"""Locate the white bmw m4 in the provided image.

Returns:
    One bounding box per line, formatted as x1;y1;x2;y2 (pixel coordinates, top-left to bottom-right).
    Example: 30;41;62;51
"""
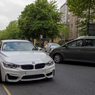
0;40;55;82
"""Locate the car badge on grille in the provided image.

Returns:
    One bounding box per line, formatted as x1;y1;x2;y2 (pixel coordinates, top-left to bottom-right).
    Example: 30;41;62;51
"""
32;61;35;64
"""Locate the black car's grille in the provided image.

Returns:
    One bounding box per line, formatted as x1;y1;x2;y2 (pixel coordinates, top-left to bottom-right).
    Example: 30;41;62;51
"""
21;63;45;70
22;74;45;79
21;65;33;70
35;63;45;69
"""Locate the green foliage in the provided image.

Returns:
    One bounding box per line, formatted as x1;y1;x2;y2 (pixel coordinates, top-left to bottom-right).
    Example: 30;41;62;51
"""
18;0;62;40
0;30;8;40
58;24;70;41
6;20;20;39
0;20;20;40
58;41;66;45
76;19;87;36
67;0;95;18
67;0;95;36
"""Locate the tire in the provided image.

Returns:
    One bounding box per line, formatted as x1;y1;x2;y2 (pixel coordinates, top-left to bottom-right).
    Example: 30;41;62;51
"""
53;54;63;63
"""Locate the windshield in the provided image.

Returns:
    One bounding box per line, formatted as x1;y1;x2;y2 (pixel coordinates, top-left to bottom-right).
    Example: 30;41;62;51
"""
51;43;60;46
2;42;37;51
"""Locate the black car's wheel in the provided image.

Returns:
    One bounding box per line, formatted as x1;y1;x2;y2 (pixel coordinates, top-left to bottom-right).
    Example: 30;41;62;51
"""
53;54;63;63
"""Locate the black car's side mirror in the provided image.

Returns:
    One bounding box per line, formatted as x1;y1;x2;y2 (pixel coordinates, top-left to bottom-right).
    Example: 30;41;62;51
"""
65;44;68;48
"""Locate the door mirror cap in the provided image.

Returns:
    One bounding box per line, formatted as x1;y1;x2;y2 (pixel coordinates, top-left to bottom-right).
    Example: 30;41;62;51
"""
65;44;68;48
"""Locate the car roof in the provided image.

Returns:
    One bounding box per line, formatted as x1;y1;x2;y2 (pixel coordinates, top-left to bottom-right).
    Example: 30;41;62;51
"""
1;40;29;43
62;36;95;46
76;36;95;40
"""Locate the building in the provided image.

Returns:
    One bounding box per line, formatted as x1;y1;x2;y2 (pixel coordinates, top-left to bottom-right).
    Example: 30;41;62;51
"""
60;2;78;40
60;2;67;24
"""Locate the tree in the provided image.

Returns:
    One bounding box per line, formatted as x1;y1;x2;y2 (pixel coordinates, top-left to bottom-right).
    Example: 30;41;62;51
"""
6;20;20;39
0;30;8;40
58;24;70;41
67;0;95;36
0;20;20;40
18;0;62;41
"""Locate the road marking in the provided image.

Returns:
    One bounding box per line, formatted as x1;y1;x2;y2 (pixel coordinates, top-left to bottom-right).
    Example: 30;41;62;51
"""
2;83;11;95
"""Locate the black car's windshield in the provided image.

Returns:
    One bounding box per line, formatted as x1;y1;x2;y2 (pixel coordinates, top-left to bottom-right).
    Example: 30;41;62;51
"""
2;42;37;51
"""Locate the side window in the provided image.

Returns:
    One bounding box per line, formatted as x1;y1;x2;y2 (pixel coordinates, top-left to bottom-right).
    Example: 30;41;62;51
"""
68;41;77;47
85;39;93;46
93;40;95;46
76;40;83;46
68;40;83;47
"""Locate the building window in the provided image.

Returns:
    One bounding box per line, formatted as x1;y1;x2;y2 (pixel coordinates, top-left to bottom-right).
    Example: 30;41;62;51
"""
68;11;70;15
71;16;73;20
68;18;70;22
70;32;73;36
71;24;73;28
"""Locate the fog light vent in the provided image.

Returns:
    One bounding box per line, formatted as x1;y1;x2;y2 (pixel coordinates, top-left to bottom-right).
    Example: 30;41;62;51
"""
7;74;18;80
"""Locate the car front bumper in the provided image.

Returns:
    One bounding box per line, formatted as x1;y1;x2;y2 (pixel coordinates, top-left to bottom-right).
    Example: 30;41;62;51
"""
1;63;55;82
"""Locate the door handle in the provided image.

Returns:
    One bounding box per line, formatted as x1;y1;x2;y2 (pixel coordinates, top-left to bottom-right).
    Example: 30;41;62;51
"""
78;49;80;51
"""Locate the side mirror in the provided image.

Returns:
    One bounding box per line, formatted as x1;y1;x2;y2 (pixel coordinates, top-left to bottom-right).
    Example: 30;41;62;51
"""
65;44;68;48
37;47;42;51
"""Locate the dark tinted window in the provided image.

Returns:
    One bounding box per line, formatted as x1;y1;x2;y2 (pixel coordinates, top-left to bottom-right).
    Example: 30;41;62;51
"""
85;39;95;46
93;40;95;46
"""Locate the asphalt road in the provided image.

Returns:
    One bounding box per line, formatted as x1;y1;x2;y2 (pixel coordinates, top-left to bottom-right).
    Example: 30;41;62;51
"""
1;62;95;95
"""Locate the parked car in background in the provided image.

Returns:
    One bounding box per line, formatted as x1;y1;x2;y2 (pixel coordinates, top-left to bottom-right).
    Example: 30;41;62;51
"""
0;40;55;82
50;36;95;63
44;43;60;53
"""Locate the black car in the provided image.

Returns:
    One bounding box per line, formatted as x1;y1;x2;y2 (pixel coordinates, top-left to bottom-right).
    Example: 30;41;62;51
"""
50;36;95;63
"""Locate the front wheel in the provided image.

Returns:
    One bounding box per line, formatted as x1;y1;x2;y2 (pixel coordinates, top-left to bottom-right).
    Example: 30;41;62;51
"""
53;54;63;63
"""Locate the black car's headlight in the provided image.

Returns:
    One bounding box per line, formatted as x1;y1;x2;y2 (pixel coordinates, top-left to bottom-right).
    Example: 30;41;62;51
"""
3;62;20;69
47;60;54;66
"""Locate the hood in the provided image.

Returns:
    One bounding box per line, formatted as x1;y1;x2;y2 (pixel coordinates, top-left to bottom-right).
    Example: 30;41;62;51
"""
1;51;51;64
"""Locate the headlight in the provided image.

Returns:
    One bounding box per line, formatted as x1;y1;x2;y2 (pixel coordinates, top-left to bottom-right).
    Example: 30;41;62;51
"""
3;62;19;69
47;60;54;66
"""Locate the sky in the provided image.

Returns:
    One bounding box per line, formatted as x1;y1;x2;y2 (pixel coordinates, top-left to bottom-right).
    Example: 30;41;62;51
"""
0;0;66;30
